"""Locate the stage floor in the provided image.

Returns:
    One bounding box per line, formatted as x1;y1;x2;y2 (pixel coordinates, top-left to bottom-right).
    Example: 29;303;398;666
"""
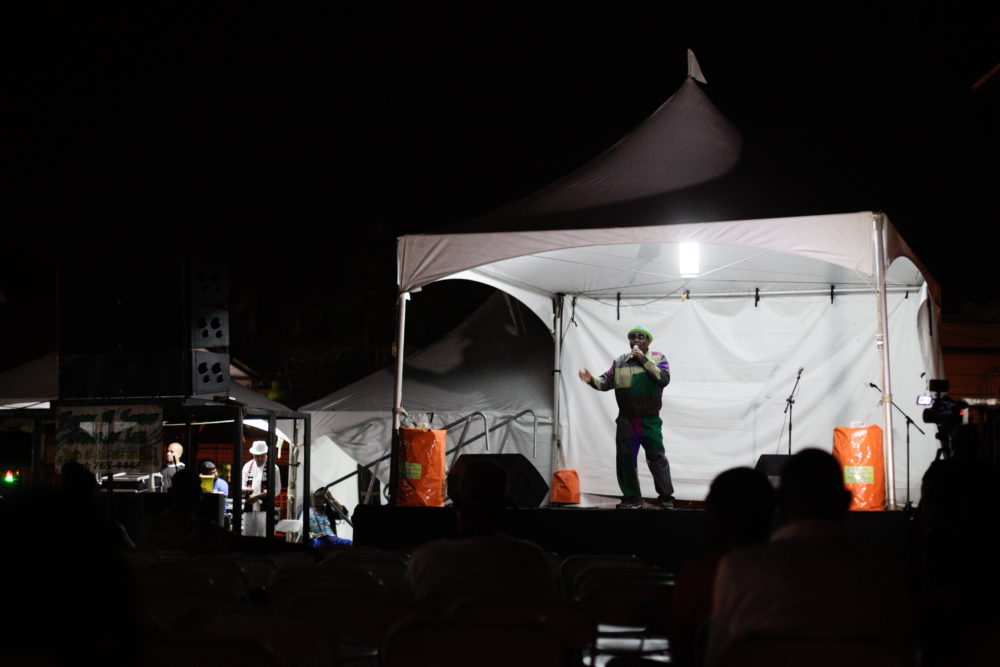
352;503;914;572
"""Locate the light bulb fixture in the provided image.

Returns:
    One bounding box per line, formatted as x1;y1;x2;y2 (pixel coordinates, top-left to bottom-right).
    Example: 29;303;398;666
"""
679;242;700;277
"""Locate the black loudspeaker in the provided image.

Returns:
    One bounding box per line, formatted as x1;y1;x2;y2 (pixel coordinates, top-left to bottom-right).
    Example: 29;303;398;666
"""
755;454;792;488
449;453;550;509
190;264;230;348
58;259;230;398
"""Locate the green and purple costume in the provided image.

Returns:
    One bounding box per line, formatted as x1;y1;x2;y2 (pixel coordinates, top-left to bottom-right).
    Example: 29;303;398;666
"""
588;349;673;502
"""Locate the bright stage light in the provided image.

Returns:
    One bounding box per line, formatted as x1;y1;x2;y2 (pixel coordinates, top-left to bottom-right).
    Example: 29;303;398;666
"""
679;242;700;277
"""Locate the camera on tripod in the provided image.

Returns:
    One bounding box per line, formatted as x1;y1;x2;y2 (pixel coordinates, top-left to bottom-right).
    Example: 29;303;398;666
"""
918;379;967;453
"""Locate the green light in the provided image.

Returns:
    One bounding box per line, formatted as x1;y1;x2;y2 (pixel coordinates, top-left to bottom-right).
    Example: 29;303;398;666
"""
3;470;20;484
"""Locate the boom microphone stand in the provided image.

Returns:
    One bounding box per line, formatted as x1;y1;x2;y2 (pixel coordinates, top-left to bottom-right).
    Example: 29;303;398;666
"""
869;382;924;512
784;367;804;455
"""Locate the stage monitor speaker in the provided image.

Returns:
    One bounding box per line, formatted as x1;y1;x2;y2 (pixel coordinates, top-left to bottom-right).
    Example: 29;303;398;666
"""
449;453;549;509
755;454;792;488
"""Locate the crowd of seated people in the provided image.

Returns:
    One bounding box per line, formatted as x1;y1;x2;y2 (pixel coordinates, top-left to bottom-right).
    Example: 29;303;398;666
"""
2;439;997;666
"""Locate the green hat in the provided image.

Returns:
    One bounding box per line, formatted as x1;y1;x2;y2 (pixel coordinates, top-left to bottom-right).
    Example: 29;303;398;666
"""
627;325;653;342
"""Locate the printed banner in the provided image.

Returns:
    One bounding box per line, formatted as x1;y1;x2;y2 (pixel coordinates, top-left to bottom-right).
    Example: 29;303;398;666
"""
54;405;163;475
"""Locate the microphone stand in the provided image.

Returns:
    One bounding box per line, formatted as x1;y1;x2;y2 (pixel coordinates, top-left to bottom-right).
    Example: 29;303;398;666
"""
784;368;803;455
869;382;924;512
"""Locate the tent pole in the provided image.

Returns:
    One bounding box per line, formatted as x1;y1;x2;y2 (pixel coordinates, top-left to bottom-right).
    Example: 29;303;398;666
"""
873;214;897;509
552;294;565;472
389;291;409;506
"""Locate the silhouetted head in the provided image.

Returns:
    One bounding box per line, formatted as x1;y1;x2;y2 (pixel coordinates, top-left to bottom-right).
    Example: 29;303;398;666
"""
448;458;509;535
60;460;98;499
449;458;509;511
167;467;203;515
706;466;776;547
778;448;850;523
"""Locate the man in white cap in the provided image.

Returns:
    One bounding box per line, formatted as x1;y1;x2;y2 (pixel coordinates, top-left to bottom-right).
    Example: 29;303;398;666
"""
241;440;281;537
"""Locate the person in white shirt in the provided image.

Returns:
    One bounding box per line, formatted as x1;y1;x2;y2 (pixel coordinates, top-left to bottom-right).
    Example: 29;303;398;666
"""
240;440;281;537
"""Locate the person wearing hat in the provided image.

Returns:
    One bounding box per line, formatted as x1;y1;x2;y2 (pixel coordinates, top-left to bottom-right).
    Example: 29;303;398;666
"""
240;440;281;537
579;324;675;509
198;459;229;496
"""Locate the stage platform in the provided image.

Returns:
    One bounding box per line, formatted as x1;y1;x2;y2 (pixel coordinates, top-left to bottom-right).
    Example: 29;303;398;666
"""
351;502;916;572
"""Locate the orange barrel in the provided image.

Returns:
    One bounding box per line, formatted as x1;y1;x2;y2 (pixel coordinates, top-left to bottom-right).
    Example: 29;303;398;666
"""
550;469;581;504
833;425;886;511
396;428;447;507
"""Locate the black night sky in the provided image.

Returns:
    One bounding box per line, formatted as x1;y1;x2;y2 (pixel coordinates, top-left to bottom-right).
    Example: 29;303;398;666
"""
1;5;997;406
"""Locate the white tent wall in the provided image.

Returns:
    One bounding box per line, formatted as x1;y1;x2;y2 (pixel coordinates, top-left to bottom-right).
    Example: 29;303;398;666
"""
557;284;939;505
303;291;556;507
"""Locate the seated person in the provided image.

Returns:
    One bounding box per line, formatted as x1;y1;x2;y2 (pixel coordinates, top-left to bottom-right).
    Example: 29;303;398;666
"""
404;457;559;602
303;488;352;547
706;448;913;666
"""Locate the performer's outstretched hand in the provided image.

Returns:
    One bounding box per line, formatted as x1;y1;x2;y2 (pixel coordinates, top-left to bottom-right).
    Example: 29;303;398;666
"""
579;369;592;384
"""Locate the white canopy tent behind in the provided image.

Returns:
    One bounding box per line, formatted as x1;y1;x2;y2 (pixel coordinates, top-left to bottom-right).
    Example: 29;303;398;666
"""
302;290;555;519
394;54;944;506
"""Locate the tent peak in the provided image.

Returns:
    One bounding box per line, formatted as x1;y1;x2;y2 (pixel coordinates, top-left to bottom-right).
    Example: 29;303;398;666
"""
687;49;707;85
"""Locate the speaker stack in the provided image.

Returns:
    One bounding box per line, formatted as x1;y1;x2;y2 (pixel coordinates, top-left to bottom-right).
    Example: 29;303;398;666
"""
755;454;792;488
448;453;550;509
57;259;231;399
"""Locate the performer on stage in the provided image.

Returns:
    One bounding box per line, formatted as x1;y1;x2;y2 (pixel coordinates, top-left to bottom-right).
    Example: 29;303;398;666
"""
241;440;281;537
579;324;674;509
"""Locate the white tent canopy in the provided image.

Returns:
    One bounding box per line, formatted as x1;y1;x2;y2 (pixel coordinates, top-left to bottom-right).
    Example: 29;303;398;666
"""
302;291;555;514
394;58;944;506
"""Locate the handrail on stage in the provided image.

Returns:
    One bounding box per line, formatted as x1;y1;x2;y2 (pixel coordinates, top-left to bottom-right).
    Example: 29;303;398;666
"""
320;409;542;505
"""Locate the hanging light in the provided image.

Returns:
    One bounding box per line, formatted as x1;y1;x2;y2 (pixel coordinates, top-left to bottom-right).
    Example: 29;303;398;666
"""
679;242;700;277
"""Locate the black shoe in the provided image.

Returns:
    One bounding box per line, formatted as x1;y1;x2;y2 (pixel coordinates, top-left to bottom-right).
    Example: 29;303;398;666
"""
616;498;642;509
659;496;675;510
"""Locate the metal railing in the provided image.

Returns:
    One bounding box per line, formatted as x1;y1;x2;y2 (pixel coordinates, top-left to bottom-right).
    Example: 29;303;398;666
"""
319;409;543;505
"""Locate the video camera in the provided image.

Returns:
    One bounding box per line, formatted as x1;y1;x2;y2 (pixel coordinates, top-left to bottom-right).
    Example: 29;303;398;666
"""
918;379;968;455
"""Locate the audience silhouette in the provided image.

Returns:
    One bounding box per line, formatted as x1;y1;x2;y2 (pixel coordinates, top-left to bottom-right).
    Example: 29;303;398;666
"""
404;456;560;602
913;427;1000;666
705;448;914;666
0;462;139;665
669;466;775;667
61;459;136;548
136;466;238;554
5;434;999;666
